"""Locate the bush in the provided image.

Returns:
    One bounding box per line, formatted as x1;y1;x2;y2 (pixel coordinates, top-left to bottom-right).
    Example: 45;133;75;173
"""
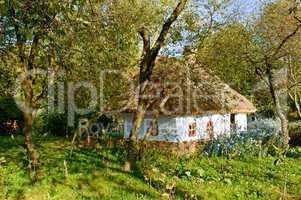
203;119;283;158
34;111;72;137
0;97;23;135
0;98;22;122
247;118;281;138
289;122;301;147
46;112;69;136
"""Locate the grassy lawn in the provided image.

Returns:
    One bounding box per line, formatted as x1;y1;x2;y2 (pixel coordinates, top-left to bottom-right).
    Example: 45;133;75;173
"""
0;135;300;200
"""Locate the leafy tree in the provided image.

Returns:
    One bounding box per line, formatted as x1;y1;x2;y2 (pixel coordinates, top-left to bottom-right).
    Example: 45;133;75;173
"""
0;0;82;176
195;0;301;146
64;0;166;108
0;0;171;176
249;0;301;146
196;23;256;95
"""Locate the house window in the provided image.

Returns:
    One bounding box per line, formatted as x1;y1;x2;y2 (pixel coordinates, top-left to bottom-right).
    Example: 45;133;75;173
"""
230;114;236;131
188;122;197;137
250;114;256;121
150;120;159;136
230;114;235;124
206;120;214;139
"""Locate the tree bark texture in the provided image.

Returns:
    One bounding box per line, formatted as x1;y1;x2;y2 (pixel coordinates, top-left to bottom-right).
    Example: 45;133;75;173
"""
267;66;289;146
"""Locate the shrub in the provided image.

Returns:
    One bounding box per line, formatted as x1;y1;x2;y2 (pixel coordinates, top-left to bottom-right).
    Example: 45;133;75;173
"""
289;122;301;147
46;112;69;136
203;119;283;158
0;97;23;135
247;118;281;138
34;111;73;137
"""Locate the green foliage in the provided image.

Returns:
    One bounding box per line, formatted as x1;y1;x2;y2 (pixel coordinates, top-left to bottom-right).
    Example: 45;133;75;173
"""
44;112;68;136
196;23;256;95
203;132;282;158
0;60;17;97
0;97;22;123
33;111;79;137
289;123;301;146
194;1;301;119
287;147;301;158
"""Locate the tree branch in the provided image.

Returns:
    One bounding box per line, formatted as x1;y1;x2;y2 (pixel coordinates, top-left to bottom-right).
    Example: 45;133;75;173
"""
288;81;301;90
33;80;48;104
151;0;188;57
140;0;188;81
271;23;301;59
138;27;150;56
27;34;40;70
8;3;26;63
294;15;301;23
88;0;96;16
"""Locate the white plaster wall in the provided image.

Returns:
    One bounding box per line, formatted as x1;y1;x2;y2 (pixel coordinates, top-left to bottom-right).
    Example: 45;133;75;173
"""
176;117;199;141
123;114;153;140
123;114;179;141
176;114;231;141
235;113;248;132
123;113;234;142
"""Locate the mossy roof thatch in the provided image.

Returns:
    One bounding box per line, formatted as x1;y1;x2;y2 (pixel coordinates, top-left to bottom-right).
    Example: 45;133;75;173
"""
106;56;256;116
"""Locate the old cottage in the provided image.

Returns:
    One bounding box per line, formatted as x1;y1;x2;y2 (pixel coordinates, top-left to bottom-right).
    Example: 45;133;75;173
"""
110;57;256;143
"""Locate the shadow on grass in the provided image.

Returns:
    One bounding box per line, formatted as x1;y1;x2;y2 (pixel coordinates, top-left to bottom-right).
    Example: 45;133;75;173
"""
0;135;162;199
0;135;24;151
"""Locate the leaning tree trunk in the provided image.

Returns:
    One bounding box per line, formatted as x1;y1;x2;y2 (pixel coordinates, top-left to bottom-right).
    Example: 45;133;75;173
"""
124;86;148;171
288;92;301;119
124;0;188;172
274;94;289;146
296;94;301;119
23;112;39;174
293;93;301;119
22;75;39;176
267;68;289;146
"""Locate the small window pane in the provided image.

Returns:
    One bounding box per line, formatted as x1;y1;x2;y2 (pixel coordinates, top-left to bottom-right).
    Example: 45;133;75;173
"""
230;114;235;124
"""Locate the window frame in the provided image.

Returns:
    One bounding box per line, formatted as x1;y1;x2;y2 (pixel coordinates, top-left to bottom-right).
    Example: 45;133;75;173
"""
188;121;197;137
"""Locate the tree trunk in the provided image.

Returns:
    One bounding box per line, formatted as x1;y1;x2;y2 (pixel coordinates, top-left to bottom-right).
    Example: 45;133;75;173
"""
124;98;147;172
124;0;188;172
294;93;301;119
124;139;139;172
274;96;289;146
23;112;39;173
129;102;147;141
267;68;289;146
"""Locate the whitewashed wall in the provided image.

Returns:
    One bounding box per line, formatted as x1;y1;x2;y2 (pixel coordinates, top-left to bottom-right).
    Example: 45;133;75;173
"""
123;114;179;141
123;113;247;142
175;114;231;141
235;113;248;132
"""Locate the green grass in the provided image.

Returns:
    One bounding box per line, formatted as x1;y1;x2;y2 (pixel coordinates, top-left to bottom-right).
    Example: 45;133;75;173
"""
140;151;301;200
0;135;300;200
0;136;159;200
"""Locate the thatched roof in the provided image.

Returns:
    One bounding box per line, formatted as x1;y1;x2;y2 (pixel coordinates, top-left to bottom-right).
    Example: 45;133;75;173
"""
106;57;256;116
